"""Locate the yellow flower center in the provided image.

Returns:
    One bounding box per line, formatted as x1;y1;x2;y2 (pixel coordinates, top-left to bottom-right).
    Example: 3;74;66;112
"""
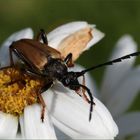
0;67;42;116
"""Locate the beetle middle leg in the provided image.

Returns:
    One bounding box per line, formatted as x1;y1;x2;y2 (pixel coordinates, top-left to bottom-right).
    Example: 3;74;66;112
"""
36;29;48;44
37;82;53;122
37;92;46;122
64;53;74;67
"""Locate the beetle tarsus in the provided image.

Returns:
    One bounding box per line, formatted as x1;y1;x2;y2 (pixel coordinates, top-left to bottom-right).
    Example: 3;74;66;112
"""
41;106;45;123
89;101;95;122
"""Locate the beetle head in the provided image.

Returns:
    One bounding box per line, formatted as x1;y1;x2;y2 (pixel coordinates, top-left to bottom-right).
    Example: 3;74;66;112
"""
60;71;80;90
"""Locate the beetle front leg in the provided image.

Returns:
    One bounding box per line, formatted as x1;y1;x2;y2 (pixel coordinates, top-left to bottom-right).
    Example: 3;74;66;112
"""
75;75;90;103
36;29;48;45
81;75;90;103
64;53;74;67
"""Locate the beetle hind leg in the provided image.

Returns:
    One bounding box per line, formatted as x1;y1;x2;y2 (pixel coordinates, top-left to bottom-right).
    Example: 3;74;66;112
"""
36;29;48;45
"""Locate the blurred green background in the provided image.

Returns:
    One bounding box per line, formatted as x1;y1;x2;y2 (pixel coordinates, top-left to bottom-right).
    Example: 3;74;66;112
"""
0;0;140;111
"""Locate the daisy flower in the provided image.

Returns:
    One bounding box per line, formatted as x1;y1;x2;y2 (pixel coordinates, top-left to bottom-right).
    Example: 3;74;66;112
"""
0;21;118;139
96;35;140;140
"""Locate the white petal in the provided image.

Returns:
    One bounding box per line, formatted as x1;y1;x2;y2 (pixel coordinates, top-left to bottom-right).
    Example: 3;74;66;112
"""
19;115;25;138
54;126;72;140
16;133;23;139
54;95;119;139
0;111;18;139
47;21;104;49
47;21;90;48
52;117;83;139
86;26;105;49
0;28;33;67
42;85;118;139
116;112;140;139
106;66;140;117
101;35;137;103
52;116;103;140
20;104;57;139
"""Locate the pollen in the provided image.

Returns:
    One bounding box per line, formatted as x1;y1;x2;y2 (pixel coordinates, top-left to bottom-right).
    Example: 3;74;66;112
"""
0;67;42;116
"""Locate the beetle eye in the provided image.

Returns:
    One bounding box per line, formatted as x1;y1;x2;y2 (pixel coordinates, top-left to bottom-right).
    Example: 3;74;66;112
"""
65;78;70;85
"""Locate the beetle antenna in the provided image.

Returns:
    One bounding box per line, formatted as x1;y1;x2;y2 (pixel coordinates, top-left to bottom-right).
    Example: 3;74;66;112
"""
76;51;140;77
77;84;95;121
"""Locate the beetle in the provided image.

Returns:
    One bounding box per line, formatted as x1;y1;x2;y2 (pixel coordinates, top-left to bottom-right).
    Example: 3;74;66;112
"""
6;29;140;122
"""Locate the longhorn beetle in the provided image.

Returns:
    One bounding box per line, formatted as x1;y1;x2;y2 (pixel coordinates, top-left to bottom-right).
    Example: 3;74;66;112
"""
3;29;140;122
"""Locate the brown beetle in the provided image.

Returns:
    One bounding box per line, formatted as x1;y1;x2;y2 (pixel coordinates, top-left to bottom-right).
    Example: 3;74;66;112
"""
1;29;140;122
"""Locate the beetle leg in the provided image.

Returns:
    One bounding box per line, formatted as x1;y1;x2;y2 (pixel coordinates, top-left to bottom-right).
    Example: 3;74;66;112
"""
40;82;53;93
75;89;82;97
36;29;48;45
64;53;74;67
75;75;90;103
72;84;95;121
22;67;44;79
82;75;90;103
75;76;90;103
37;92;46;122
37;82;53;122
